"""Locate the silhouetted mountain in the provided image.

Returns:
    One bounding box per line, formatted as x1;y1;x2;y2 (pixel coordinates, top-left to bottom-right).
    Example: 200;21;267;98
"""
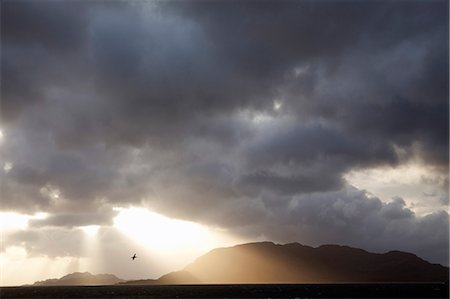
117;279;158;285
182;242;449;283
119;271;200;285
157;270;201;284
33;272;124;286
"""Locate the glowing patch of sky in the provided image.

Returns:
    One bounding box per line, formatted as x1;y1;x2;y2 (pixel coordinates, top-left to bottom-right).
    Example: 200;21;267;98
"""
0;246;89;286
344;163;448;215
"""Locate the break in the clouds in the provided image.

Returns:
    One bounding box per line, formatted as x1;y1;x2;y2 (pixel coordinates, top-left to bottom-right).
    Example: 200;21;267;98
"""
1;0;448;272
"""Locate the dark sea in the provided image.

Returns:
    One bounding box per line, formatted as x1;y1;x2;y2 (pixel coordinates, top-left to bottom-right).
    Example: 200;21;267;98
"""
1;283;448;299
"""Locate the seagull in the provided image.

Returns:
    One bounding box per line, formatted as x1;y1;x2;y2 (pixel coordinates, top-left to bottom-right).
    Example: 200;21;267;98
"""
131;253;137;261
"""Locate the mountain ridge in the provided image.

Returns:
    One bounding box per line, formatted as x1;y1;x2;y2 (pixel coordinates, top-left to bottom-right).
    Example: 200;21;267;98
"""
32;272;124;286
181;242;448;283
32;242;449;285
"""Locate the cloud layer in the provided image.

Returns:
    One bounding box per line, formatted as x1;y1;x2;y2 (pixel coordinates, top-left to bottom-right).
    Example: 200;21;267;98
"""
1;0;448;265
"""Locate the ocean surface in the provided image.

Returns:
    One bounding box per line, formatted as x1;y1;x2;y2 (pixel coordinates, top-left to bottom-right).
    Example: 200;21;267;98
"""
1;283;448;299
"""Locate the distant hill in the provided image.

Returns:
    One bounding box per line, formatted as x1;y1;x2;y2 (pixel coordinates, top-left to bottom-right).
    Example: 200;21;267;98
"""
157;270;201;284
33;272;124;286
119;271;200;285
180;242;448;283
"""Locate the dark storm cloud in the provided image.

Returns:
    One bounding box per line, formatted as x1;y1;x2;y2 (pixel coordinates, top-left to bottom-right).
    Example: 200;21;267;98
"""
2;0;447;150
1;0;90;120
1;122;152;212
238;170;343;196
1;0;448;264
244;122;398;172
1;1;91;49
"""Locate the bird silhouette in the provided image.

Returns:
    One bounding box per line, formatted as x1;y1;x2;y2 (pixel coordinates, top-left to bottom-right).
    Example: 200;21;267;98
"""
131;253;137;260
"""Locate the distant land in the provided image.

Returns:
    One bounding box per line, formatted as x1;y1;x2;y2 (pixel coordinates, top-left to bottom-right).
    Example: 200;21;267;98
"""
33;272;124;286
180;242;449;283
33;242;449;286
120;270;200;285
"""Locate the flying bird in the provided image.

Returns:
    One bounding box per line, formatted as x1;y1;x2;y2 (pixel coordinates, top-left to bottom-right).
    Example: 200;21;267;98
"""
131;253;137;260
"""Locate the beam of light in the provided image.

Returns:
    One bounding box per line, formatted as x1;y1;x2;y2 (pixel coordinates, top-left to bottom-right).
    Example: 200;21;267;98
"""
0;212;29;231
80;226;102;277
112;206;246;273
80;225;100;236
113;207;209;253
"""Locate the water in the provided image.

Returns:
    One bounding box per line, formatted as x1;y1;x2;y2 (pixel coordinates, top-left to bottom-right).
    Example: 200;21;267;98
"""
1;283;448;298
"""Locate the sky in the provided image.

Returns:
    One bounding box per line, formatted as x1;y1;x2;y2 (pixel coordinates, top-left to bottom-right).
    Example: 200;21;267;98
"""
0;0;449;286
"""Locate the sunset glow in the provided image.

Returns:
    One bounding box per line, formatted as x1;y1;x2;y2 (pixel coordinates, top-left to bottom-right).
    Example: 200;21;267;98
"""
0;212;49;232
80;225;100;236
0;212;28;231
113;207;210;253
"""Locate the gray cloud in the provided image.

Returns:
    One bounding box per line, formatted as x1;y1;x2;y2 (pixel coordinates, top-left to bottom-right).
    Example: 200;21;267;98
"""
5;186;448;266
1;0;448;266
29;208;118;228
6;228;86;258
